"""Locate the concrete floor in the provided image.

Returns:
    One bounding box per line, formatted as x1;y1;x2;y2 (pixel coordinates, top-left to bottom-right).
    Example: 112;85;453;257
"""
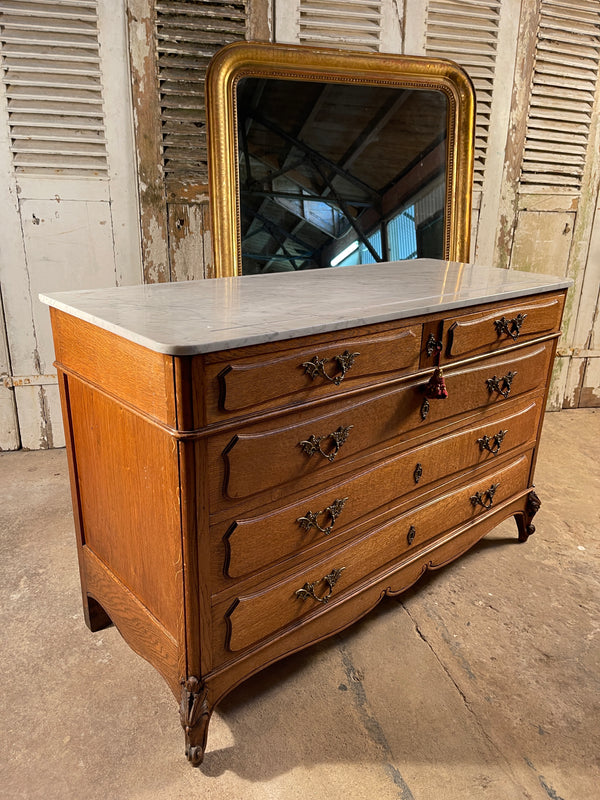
1;409;599;800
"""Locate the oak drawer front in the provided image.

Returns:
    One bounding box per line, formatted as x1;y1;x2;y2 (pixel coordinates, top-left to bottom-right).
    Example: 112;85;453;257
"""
424;292;564;365
203;324;421;421
211;341;552;507
216;397;542;582
220;452;533;653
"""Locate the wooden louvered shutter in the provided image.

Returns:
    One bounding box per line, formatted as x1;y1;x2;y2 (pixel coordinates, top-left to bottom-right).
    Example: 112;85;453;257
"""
128;0;248;283
494;0;600;409
425;0;502;190
424;0;522;263
157;0;246;188
296;0;383;52
0;0;108;177
520;0;600;193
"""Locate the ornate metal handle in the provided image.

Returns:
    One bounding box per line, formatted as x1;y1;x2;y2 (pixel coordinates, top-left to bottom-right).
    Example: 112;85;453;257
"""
413;462;423;484
470;482;500;510
302;350;359;386
295;567;346;604
494;313;527;340
299;425;353;462
297;497;348;536
486;371;517;399
477;429;508;455
407;525;416;545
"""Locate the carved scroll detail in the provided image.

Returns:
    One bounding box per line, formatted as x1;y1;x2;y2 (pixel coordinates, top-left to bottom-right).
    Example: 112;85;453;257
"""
179;676;210;766
517;489;541;542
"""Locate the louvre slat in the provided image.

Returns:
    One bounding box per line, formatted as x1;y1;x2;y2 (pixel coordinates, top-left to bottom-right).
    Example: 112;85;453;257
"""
533;69;597;92
0;0;96;7
298;31;379;44
541;17;600;38
157;27;245;43
0;17;97;35
526;118;590;135
529;94;593;114
524;140;585;159
1;59;100;75
300;18;380;32
525;127;588;144
3;72;103;91
538;29;600;53
299;6;381;20
0;3;96;20
536;39;599;64
428;1;500;18
0;29;98;47
12;127;105;142
528;107;591;128
543;0;600;20
298;0;382;7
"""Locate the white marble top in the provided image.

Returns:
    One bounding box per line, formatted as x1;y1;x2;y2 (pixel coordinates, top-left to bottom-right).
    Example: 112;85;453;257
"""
40;259;571;356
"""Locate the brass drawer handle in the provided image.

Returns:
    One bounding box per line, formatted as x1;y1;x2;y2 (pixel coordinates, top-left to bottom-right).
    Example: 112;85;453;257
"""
297;497;348;536
470;482;500;510
486;371;517;399
413;462;423;484
299;425;353;462
295;567;346;604
302;350;359;386
477;429;508;456
407;525;416;545
494;313;527;341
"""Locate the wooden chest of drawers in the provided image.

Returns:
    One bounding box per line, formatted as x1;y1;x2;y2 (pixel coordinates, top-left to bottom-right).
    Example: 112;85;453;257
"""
41;260;570;765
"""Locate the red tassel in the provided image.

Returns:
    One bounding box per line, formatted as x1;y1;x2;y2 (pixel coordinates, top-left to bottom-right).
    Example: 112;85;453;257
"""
424;367;448;400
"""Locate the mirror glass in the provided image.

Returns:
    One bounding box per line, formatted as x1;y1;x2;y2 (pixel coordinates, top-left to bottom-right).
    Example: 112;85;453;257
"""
236;77;448;274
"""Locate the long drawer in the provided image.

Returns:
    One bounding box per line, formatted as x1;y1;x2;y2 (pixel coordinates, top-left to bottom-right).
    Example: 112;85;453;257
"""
213;396;542;584
210;340;552;510
218;451;533;654
201;321;421;422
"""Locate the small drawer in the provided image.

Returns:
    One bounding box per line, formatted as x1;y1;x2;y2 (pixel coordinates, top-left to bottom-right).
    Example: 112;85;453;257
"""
213;395;542;583
219;452;533;653
209;340;553;510
421;292;565;366
201;322;421;422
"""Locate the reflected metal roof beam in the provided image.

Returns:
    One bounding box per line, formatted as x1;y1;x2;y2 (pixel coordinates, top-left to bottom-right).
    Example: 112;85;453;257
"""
241;189;371;208
249;111;381;201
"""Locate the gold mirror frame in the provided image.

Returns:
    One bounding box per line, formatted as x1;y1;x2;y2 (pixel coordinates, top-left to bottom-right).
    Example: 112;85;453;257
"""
206;41;475;278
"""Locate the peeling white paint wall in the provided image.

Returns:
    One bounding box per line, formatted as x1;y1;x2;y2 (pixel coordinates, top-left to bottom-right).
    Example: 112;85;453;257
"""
0;1;142;449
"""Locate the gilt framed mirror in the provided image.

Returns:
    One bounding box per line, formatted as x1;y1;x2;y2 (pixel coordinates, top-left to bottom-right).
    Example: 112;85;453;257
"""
206;42;475;277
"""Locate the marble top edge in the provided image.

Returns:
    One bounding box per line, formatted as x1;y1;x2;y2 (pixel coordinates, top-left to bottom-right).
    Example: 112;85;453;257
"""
39;260;572;356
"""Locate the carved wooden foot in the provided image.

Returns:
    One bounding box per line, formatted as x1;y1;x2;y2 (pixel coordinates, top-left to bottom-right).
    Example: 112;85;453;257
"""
516;489;541;542
83;595;112;632
180;676;212;766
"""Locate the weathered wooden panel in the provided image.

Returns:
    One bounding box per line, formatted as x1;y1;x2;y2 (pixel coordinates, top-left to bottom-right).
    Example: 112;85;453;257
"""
579;358;600;407
127;0;170;283
168;201;210;281
12;382;65;450
20;198;118;369
0;289;20;450
510;210;575;277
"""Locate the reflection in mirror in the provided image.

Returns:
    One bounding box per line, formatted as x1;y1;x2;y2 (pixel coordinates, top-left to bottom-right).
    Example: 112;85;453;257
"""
237;78;448;274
